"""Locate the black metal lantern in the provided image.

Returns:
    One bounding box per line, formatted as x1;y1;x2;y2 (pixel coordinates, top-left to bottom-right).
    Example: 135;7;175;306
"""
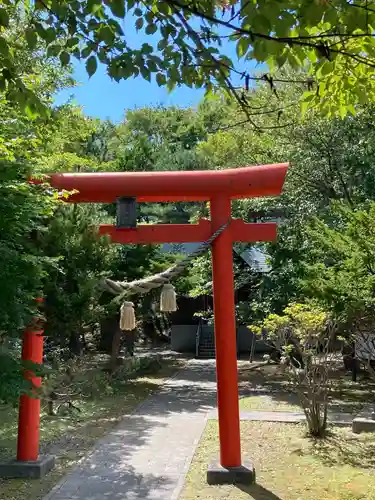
116;197;137;228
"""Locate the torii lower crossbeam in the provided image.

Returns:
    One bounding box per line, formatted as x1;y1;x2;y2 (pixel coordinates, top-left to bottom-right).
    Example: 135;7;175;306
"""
99;202;278;473
98;218;277;244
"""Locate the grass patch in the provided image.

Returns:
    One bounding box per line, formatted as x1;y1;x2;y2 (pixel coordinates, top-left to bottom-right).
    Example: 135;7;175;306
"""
180;421;375;500
0;353;185;500
237;359;375;417
239;394;301;412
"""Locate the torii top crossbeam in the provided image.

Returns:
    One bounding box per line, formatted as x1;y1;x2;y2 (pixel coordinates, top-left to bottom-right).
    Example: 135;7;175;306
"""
44;163;288;203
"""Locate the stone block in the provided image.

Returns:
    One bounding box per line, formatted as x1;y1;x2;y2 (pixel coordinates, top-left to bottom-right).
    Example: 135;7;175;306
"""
352;416;375;434
0;455;55;478
207;460;255;485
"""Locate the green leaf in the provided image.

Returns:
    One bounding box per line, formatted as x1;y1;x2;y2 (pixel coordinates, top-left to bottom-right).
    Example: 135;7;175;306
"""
98;48;108;63
97;26;115;44
108;19;124;35
275;53;288;68
44;27;57;43
25;28;38;49
302;91;316;103
158;3;171;15
140;65;151;81
24;103;38;120
167;79;176;92
253;14;271;33
81;45;92;58
60;51;70;66
156;73;166;86
86;0;102;14
168;65;179;83
357;88;368;105
339;104;348;119
301;99;311;118
135;17;144;30
47;44;61;57
145;23;157;35
145;11;154;23
323;7;338;26
319;61;335;77
66;37;80;48
236;37;251;58
86;55;98;77
141;43;153;54
109;0;125;18
157;39;168;51
0;7;9;27
0;36;10;57
251;41;269;62
147;60;157;72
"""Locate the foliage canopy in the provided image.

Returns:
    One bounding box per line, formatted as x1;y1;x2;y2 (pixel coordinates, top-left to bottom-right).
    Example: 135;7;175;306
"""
1;1;375;120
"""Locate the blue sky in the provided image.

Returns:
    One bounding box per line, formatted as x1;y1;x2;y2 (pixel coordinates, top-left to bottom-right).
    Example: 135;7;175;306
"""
54;16;255;122
54;60;207;122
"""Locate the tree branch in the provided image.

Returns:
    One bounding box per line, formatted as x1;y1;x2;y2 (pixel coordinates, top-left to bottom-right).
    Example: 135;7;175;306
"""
166;0;375;69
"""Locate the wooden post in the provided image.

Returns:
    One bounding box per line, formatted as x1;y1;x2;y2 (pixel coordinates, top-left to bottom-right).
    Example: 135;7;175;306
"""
116;197;137;228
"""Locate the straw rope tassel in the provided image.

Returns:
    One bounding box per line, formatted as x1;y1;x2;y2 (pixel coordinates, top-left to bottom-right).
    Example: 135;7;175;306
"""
120;301;136;331
160;283;177;312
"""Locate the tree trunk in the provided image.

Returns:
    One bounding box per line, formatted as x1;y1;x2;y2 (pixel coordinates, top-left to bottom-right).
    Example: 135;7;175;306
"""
98;315;118;353
68;330;82;356
124;331;135;357
107;327;122;373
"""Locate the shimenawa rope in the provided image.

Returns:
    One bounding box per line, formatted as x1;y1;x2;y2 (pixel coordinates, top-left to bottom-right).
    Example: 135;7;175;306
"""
101;219;231;330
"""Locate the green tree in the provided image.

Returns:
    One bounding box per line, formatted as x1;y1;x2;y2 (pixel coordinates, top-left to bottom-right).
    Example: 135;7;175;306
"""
35;104;103;172
0;162;59;402
86;120;117;163
40;204;116;355
262;105;375;316
0;8;79;401
302;203;375;327
112;106;210;172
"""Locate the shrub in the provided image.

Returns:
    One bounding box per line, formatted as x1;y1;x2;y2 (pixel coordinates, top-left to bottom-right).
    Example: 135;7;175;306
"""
250;303;334;437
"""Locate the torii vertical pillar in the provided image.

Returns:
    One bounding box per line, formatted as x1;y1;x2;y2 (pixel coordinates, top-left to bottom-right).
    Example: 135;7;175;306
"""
207;196;254;484
210;195;241;466
0;298;55;479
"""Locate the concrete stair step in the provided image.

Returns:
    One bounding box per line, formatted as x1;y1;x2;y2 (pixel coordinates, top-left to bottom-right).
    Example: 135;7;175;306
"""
197;328;216;358
198;350;216;357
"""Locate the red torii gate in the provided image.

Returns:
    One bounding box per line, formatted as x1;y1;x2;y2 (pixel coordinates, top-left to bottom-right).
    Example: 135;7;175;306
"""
9;163;287;482
48;163;288;482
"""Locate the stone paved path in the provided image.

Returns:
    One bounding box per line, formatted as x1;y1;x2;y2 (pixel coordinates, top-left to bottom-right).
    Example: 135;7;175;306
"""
44;359;217;500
